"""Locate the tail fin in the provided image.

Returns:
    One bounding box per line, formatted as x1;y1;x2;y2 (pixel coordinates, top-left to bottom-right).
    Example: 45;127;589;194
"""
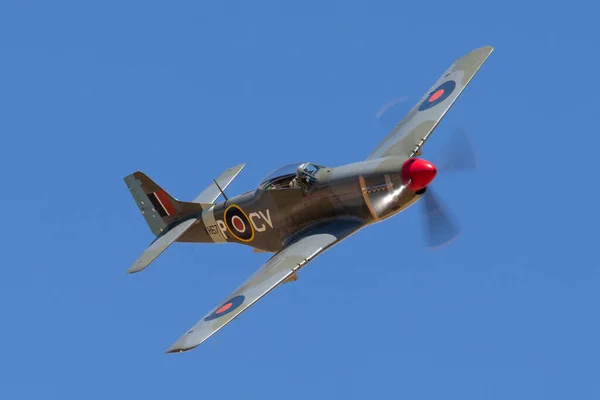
124;172;205;236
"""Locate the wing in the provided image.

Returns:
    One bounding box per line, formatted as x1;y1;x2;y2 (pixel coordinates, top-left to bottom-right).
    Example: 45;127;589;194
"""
367;46;493;160
165;217;365;353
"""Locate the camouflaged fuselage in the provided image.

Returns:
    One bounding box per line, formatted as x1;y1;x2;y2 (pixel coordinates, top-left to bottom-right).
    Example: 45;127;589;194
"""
178;157;424;252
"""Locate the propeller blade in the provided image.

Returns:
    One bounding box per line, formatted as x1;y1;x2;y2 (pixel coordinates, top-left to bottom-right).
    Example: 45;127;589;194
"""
422;188;461;249
435;128;478;173
375;96;409;131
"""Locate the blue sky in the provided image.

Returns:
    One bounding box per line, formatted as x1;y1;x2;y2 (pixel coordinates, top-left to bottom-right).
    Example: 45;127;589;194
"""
1;1;599;399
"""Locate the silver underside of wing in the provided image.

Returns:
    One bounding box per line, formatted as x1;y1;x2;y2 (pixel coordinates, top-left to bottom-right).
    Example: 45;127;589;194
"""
165;217;365;353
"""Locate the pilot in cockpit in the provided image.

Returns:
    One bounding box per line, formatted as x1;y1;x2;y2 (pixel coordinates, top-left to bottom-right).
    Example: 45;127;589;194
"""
288;176;301;189
289;163;319;190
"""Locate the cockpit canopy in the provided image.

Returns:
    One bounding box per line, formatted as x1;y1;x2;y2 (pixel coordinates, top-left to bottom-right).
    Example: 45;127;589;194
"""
258;162;325;191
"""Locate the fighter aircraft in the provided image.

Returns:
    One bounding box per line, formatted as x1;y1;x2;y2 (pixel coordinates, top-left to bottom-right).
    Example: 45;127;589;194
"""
124;46;494;353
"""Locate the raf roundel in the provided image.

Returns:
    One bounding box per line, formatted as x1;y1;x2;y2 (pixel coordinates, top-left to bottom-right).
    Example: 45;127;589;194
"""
224;204;255;242
204;295;245;321
418;80;456;111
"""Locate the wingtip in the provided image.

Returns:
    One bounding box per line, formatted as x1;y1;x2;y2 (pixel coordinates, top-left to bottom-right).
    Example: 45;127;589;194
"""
127;258;152;274
471;45;494;55
163;329;207;354
126;264;144;274
455;46;494;65
164;347;184;354
164;343;199;354
480;45;494;54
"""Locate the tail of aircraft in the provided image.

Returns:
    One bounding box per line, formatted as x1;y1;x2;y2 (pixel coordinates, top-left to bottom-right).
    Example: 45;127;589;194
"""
124;171;205;236
124;164;246;274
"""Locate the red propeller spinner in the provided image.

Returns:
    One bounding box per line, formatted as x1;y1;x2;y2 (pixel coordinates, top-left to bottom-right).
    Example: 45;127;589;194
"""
401;158;437;191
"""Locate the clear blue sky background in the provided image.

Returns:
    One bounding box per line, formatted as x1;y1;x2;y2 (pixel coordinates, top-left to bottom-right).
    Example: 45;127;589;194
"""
1;1;599;399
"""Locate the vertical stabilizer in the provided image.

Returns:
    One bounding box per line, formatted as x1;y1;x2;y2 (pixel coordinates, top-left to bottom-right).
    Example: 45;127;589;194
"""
124;172;205;235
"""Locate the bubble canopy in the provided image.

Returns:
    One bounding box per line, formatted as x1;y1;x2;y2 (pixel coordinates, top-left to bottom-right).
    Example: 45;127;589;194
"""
258;163;304;190
258;162;325;191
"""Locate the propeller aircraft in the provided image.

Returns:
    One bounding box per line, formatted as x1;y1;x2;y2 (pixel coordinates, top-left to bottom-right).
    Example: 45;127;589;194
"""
124;46;494;353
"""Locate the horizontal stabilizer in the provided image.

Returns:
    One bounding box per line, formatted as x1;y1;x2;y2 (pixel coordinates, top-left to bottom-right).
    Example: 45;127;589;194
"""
193;163;245;204
128;218;198;274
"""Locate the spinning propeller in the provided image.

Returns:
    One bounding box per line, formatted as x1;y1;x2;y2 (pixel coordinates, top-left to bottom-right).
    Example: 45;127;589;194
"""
376;100;477;249
409;128;478;249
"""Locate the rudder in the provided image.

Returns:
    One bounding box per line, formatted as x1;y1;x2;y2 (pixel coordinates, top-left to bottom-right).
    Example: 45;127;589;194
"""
124;171;204;235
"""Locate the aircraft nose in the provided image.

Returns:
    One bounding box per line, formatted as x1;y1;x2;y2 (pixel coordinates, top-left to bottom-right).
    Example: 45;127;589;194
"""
402;158;437;191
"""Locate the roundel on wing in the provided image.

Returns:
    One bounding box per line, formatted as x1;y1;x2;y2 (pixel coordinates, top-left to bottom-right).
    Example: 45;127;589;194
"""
418;80;456;111
204;295;245;321
224;204;255;242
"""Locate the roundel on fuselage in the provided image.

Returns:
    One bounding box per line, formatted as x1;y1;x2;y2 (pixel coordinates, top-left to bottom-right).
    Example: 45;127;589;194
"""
224;204;255;242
